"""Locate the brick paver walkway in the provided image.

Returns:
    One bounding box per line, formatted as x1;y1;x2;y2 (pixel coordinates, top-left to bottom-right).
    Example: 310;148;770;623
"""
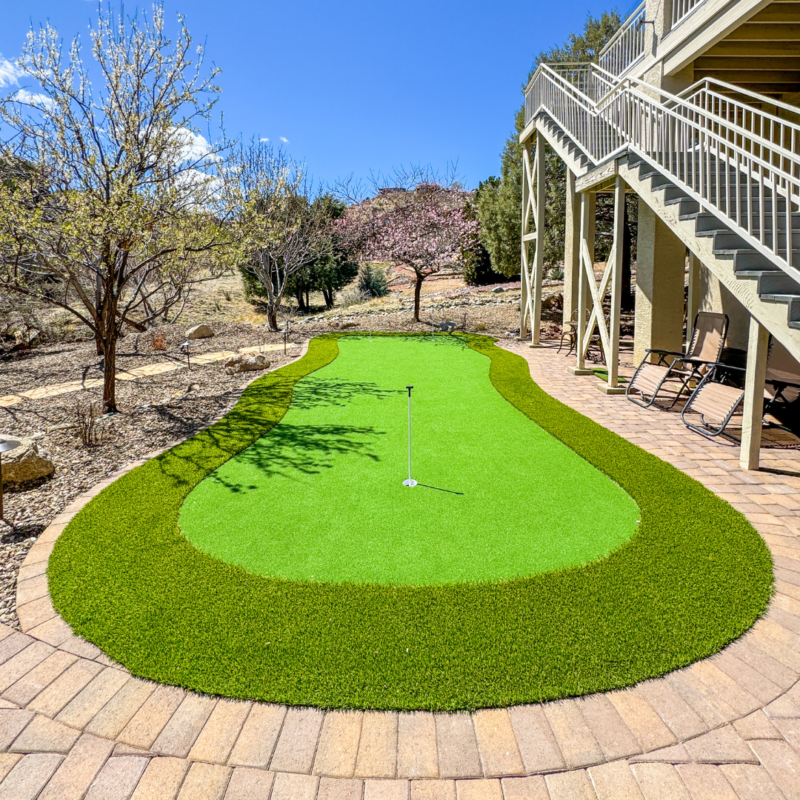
1;342;799;799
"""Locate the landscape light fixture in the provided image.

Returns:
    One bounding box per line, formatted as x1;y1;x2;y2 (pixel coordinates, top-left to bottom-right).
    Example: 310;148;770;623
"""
179;340;191;370
0;437;22;522
403;385;417;487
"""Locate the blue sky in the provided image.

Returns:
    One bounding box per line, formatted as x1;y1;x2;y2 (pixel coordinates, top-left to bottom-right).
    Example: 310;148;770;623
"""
0;1;611;189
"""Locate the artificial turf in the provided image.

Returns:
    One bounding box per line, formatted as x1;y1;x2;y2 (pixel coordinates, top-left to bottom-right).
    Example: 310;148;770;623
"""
179;336;639;585
47;333;774;711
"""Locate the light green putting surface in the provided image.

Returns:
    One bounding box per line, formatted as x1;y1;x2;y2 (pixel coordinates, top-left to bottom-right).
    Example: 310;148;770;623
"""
179;336;639;584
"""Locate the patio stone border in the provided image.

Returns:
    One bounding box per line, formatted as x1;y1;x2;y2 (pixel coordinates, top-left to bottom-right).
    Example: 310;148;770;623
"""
1;341;799;799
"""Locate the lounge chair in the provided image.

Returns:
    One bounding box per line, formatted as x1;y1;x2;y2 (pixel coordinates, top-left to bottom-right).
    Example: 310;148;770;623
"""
681;338;800;440
765;339;800;435
626;312;729;410
681;363;746;438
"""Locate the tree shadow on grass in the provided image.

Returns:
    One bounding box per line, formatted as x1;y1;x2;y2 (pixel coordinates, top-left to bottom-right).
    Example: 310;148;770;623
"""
290;379;401;410
206;422;386;493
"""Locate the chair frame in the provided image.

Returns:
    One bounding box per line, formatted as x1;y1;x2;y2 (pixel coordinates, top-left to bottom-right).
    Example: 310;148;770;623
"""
680;363;746;439
626;312;729;410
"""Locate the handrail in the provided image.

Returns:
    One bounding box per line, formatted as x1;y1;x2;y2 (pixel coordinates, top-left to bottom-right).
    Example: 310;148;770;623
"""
525;62;800;281
597;2;646;78
671;0;706;28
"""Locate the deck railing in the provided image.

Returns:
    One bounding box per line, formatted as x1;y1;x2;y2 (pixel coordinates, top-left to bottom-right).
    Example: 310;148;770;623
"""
525;63;800;279
598;2;646;77
671;0;706;28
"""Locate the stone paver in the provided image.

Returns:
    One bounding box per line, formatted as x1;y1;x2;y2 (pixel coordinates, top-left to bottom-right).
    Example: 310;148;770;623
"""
224;766;275;800
37;733;114;800
1;342;799;799
176;762;231;800
84;755;148;800
436;713;482;779
227;704;284;769
269;706;324;774
130;757;189;800
314;711;363;778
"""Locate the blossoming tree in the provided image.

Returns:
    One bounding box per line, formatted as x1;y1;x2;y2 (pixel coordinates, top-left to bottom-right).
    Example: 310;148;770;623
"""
343;173;479;322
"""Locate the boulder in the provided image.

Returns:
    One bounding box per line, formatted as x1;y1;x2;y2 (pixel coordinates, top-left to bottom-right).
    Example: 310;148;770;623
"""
224;354;270;374
437;320;457;333
491;286;505;293
0;437;54;487
186;324;215;340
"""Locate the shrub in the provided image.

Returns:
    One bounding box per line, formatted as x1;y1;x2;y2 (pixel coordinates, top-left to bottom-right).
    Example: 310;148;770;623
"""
338;286;369;308
73;399;102;446
357;264;388;298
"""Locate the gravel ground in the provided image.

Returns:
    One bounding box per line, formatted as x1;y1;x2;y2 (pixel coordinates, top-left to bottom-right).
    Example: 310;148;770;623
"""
0;322;305;628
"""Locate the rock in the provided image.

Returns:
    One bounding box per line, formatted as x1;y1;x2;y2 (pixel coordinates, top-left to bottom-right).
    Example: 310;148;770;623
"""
542;293;564;312
491;286;505;293
224;354;271;374
437;321;457;333
186;324;214;340
0;437;55;488
340;322;359;330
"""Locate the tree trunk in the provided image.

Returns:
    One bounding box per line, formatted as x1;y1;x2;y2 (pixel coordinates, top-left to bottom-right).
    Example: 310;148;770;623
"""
323;288;334;309
305;290;310;310
413;274;423;322
267;307;279;331
101;335;118;414
294;290;306;312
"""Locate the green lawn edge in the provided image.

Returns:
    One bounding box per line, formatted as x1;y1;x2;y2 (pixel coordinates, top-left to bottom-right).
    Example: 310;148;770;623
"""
48;333;773;711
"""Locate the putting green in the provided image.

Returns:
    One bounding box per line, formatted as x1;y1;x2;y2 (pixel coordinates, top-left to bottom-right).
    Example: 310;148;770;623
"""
180;336;639;585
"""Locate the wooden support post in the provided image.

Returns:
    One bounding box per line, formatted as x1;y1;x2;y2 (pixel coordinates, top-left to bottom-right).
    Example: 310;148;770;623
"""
739;317;769;471
563;170;580;326
687;253;701;346
530;130;546;346
519;138;531;339
598;176;626;394
569;192;595;375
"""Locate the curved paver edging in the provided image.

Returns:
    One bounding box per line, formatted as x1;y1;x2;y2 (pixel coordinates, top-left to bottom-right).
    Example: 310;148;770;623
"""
4;338;799;787
43;333;772;710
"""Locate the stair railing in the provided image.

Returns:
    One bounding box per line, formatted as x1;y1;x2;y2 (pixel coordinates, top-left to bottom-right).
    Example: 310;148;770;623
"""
525;63;800;280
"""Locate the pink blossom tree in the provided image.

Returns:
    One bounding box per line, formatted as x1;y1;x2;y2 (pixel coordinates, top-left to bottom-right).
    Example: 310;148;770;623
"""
342;174;479;322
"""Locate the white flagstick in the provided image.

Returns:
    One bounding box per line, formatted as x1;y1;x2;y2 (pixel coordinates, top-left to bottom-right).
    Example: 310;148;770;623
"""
403;385;417;487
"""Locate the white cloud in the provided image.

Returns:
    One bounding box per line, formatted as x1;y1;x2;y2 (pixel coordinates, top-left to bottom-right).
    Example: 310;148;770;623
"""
280;137;289;144
0;55;24;88
170;127;216;163
260;137;269;142
13;89;54;109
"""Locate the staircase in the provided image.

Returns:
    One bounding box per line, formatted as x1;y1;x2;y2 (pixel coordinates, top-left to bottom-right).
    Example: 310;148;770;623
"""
526;63;800;360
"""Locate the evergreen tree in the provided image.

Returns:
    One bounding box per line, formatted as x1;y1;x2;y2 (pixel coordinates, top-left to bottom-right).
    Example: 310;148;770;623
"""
241;195;358;313
476;11;628;278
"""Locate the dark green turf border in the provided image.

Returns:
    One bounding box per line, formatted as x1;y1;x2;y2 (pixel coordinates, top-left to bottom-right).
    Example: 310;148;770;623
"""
48;334;773;711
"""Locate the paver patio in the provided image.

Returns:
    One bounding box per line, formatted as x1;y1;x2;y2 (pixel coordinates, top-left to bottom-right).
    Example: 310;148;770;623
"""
2;341;799;799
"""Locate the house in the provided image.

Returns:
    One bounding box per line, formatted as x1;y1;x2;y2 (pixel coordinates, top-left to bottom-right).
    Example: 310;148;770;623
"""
520;0;800;468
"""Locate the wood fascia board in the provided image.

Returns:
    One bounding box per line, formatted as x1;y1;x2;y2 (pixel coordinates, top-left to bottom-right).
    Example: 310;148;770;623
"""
662;0;773;76
534;121;591;178
576;159;618;193
519;119;536;144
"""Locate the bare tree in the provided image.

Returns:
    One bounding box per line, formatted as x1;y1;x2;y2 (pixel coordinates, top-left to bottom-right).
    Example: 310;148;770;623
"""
0;5;229;413
338;166;478;322
224;142;332;330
